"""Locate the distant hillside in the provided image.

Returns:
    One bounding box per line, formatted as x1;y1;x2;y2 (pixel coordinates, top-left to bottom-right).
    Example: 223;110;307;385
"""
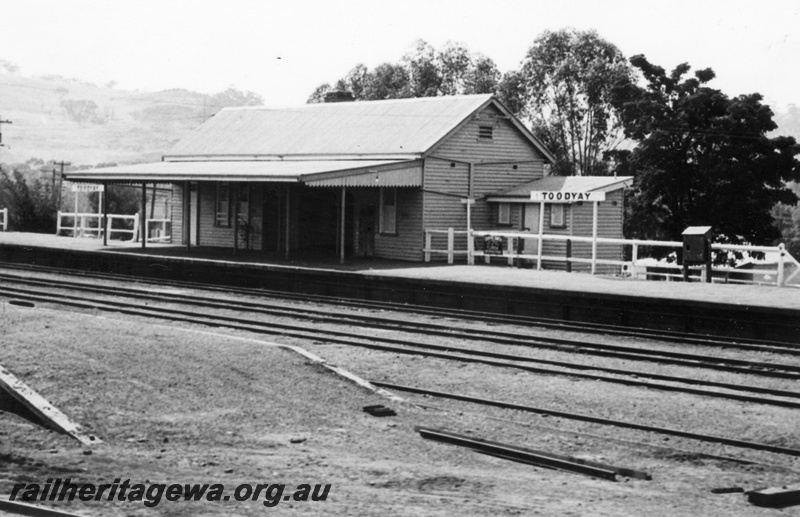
0;71;262;167
0;68;797;169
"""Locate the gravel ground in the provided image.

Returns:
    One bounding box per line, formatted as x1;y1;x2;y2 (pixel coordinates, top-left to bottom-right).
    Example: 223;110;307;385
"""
2;295;800;516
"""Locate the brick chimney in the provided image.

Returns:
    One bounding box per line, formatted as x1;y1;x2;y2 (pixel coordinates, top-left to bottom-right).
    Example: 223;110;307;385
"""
324;90;355;103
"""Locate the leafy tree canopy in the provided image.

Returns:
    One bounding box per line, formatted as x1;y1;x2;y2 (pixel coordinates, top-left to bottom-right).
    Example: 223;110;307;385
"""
514;28;634;176
612;55;800;252
307;40;502;103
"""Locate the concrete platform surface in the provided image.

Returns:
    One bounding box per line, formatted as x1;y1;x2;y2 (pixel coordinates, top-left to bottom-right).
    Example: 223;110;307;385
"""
2;232;799;311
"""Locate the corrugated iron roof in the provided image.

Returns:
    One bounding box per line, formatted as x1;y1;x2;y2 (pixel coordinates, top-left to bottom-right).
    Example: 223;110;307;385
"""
65;160;412;183
166;94;495;158
486;176;633;201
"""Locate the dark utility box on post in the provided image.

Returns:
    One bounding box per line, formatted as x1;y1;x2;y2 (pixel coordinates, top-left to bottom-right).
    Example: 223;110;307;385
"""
681;226;713;264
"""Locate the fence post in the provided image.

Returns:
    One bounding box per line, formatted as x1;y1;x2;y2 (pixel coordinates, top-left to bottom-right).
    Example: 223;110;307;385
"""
132;212;140;243
424;230;431;262
591;200;599;274
1;208;6;232
778;243;786;287
80;215;86;237
632;243;639;280
447;227;454;264
467;229;474;265
508;237;515;266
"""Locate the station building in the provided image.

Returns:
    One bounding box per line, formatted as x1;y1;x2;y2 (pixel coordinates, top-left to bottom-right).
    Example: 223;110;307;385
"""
66;93;630;266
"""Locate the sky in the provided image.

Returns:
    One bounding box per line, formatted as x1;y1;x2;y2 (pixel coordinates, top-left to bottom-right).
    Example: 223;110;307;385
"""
2;0;800;111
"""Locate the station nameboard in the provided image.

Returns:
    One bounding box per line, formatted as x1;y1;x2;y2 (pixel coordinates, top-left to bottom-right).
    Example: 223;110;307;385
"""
71;183;105;193
530;191;605;203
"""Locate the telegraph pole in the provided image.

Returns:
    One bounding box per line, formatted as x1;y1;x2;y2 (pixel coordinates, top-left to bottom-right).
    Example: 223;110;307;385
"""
54;161;71;212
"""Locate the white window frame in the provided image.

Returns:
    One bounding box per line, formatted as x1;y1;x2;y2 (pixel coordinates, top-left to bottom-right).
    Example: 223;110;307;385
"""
215;182;231;228
379;187;397;235
550;203;566;228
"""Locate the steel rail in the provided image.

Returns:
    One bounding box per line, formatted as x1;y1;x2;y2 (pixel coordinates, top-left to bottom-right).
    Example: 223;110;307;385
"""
373;381;800;457
0;273;800;354
415;426;622;481
2;274;800;378
1;262;795;349
4;286;800;410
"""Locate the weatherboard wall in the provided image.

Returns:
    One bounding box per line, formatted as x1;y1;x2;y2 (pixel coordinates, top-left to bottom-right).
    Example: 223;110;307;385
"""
422;103;547;256
374;188;424;261
569;189;625;273
172;184;184;244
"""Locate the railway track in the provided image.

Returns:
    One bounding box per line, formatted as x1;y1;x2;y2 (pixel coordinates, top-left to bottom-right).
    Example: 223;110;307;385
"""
4;268;800;469
371;381;800;458
3;275;800;413
1;262;795;349
1;271;799;377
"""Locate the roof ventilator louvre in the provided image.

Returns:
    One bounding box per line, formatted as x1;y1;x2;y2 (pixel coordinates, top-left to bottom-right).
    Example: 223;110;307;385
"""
479;125;494;139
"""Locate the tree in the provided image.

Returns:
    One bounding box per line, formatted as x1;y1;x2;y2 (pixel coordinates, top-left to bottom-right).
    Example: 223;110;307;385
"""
209;87;263;108
436;42;473;95
613;55;800;255
339;64;370;100
402;40;441;97
465;55;501;95
306;83;332;104
0;161;58;233
308;40;502;103
60;99;108;125
496;70;528;119
361;63;412;100
515;29;633;176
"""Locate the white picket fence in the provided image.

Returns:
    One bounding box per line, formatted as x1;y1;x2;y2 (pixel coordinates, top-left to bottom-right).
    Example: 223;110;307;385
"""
0;208;7;232
56;211;171;243
423;227;800;288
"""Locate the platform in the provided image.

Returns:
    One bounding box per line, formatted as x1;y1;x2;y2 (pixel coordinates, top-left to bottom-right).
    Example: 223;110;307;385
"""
2;232;799;343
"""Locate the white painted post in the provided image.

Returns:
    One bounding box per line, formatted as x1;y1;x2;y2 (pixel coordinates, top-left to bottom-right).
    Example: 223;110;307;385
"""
632;243;639;279
537;200;545;270
591;200;599;274
467;229;474;265
339;186;346;265
55;211;61;235
132;212;139;243
507;237;514;266
777;243;786;287
1;208;6;232
447;227;454;264
424;230;431;262
73;195;78;238
80;215;86;237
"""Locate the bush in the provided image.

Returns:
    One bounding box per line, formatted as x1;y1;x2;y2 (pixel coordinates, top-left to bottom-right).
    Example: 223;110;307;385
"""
0;165;57;233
